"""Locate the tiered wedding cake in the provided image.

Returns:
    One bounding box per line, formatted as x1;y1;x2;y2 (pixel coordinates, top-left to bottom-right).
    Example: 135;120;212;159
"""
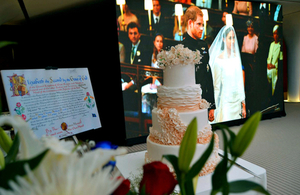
145;45;220;176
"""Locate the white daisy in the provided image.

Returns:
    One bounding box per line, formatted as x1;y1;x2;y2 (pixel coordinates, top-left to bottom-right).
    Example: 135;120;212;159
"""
0;148;126;195
40;135;75;155
0;115;44;159
0;115;127;195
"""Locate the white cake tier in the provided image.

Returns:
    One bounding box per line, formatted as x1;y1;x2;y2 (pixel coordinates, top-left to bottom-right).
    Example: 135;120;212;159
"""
146;135;220;176
152;108;208;134
163;63;195;87
157;85;202;112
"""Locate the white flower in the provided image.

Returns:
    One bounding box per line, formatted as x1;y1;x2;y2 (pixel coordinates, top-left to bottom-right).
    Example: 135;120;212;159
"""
167;53;175;63
0;148;127;195
200;99;211;109
176;44;184;49
170;46;175;53
0;115;44;159
173;58;180;65
157;44;202;67
40;135;74;155
0;115;128;195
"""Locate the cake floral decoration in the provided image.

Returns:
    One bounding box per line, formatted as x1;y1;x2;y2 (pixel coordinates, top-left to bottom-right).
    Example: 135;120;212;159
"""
157;44;202;67
162;112;270;195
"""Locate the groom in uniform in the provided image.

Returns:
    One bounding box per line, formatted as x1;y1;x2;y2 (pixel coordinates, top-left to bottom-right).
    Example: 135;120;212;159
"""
181;6;215;122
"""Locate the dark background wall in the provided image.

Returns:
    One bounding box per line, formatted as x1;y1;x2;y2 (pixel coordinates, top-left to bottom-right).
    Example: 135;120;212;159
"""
0;0;127;145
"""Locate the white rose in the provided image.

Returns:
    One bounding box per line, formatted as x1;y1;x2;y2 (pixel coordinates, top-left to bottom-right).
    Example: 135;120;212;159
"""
167;53;175;61
173;58;180;65
170;46;176;53
176;44;184;49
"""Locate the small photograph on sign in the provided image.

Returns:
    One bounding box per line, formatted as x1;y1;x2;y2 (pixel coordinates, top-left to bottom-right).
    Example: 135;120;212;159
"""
8;74;30;97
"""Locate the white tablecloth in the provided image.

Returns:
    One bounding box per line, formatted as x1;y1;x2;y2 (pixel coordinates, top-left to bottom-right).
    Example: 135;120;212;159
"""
116;150;267;195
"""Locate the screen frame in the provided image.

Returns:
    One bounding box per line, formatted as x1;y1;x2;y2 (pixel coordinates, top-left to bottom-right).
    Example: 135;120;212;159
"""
116;0;286;145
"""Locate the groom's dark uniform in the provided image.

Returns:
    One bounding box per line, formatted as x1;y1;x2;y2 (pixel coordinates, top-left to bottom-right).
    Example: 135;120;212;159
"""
182;34;216;110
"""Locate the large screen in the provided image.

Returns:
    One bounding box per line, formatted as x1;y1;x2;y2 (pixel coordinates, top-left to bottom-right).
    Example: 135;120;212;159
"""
116;0;285;140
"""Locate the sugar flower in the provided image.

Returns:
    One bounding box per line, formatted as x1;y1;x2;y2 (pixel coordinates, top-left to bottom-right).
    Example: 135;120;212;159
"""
157;44;202;67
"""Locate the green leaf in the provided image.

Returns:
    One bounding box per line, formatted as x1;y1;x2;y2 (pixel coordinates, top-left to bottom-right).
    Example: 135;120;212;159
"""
185;133;215;180
163;154;187;195
0;149;4;170
211;129;229;195
178;117;198;173
139;184;147;195
0;149;48;190
184;179;195;195
211;158;228;194
216;124;236;155
5;133;20;164
163;154;181;181
0;41;17;49
126;190;137;195
232;112;262;157
0;127;12;153
229;180;270;195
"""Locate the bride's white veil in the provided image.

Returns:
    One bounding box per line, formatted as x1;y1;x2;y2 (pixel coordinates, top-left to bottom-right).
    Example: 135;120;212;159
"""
209;25;242;70
208;25;245;122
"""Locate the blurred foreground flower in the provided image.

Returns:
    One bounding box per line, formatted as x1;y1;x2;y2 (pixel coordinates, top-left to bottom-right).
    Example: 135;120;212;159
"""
0;127;12;154
140;161;177;195
0;115;127;195
0;149;127;195
113;176;131;195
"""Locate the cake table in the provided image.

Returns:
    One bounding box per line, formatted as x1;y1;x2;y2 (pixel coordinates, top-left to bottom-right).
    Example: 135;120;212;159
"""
116;150;267;195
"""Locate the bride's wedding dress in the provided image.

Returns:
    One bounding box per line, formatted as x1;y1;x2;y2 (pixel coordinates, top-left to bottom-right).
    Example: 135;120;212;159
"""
213;56;245;122
209;25;245;123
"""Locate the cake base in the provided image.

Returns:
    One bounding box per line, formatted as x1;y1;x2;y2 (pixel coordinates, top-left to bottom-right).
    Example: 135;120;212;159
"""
145;135;220;176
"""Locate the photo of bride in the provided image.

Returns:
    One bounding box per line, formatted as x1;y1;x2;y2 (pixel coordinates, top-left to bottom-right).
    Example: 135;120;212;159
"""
209;24;246;123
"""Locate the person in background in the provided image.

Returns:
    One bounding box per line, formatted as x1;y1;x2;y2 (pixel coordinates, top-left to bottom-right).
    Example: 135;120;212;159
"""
232;1;252;16
175;0;192;4
273;4;283;22
117;4;139;32
117;22;125;63
258;3;268;18
141;34;164;113
151;0;169;37
125;22;151;65
196;0;212;8
242;19;258;55
214;11;228;38
267;25;283;101
241;19;259;116
181;6;215;122
221;11;228;26
151;34;164;68
209;26;246;122
173;15;187;41
118;41;125;63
